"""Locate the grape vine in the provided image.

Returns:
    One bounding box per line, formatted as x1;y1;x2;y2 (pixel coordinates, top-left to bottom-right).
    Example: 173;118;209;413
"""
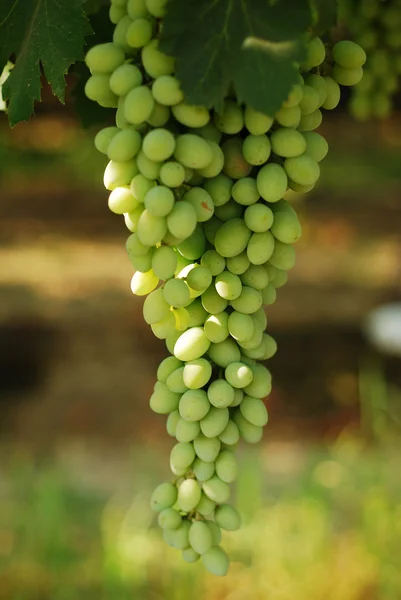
83;0;366;577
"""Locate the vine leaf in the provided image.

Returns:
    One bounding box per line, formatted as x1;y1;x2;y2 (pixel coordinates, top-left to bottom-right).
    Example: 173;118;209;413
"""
309;0;338;36
0;0;91;127
160;0;312;117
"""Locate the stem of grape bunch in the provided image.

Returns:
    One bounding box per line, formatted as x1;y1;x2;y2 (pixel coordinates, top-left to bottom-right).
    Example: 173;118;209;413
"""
84;0;366;577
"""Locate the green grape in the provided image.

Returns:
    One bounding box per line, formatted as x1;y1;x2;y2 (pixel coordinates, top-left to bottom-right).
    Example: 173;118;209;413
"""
124;204;143;232
159;162;185;188
179;389;210;421
333;40;366;69
215;450;237;483
228;312;255;343
107;129;142;162
167;201;198;239
298;109;322;132
240;265;269;290
109;64;143;96
172;306;190;332
201;250;226;276
203;174;233;206
275;105;301;128
301;35;326;70
372;93;392;119
165;330;181;354
193;121;222;144
147;101;170;127
207;521;222;545
163;520;191;549
172;102;210;128
183;187;214;222
200;406;229;437
189;521;213;555
150;481;177;511
177;227;207;261
137;209;167;245
207;379;235;408
208;338;241;368
262;333;277;359
243;363;272;398
94;126;118;154
163;278;191;307
253;306;267;329
196;494;216;517
201;286;229;314
193;434;221;462
215;272;242;300
109;4;126;24
204;217;223;245
182;547;200;563
178;478;203;511
239;324;263;350
225;362;253;388
214;200;243;222
167;368;188;394
204;312;229;343
127;0;147;18
113;15;132;53
198;141;225;178
126;231;151;258
270;127;306;158
130;269;159;295
85;74;118;107
230;286;263;314
151;311;177;339
186;266;212;292
124;85;155;124
214;99;244;134
256;163;288;203
146;0;166;17
170;442;196;475
152;75;183;106
142;39;175;78
349;94;372;122
219;420;240;445
332;65;363;87
226;252;250;275
143;288;170;324
131;174;155;202
240;395;268;426
283;82;304;108
142;128;176;162
214;218;252;258
126;18;153;48
144;185;175;217
149;381;180;413
303;131;328;163
284;155;320;187
299;85;320;115
231;177;259;206
127;248;153;271
271;205;302;244
157;356;183;382
158;507;182;530
183;359;212;390
242;134;271;165
214;504;241;531
221;138;252;179
85;43;125;74
151;245;177;279
233;411;263;443
244;106;274;135
322;76;341;110
202;475;230;503
185;299;208;327
174;134;214;169
262;283;277;304
305;74;327;107
193;458;215;482
271;267;288;288
247;231;275;265
108;187;137;214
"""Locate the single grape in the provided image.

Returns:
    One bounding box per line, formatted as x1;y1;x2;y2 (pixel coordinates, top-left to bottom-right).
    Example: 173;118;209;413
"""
174;134;214;169
207;379;235;408
126;18;153;48
242;134;271;165
256;163;288;203
172;102;210;128
189;521;213;555
214;504;241;531
150;482;177;512
204;312;229;343
244;106;274;135
124;86;155;124
142;39;175;78
177;478;202;511
214;99;244;134
179;389;210;421
333;40;366;69
85;43;125;74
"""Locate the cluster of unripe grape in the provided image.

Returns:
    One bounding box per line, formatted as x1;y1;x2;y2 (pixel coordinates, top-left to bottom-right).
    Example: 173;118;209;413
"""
84;0;365;576
340;0;401;120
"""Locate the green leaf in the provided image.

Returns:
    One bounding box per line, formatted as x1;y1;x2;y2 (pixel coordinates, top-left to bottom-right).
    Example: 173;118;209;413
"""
309;0;338;36
160;0;312;116
0;0;91;126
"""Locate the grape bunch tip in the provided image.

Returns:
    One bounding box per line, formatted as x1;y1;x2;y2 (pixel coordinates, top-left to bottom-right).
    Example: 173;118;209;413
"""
85;0;365;577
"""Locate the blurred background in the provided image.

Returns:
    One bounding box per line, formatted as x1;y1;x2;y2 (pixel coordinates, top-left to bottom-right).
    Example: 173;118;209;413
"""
0;78;401;600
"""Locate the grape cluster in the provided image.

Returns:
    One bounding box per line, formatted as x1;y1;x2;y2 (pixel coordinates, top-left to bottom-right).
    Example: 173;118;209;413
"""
84;0;365;576
341;0;401;120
